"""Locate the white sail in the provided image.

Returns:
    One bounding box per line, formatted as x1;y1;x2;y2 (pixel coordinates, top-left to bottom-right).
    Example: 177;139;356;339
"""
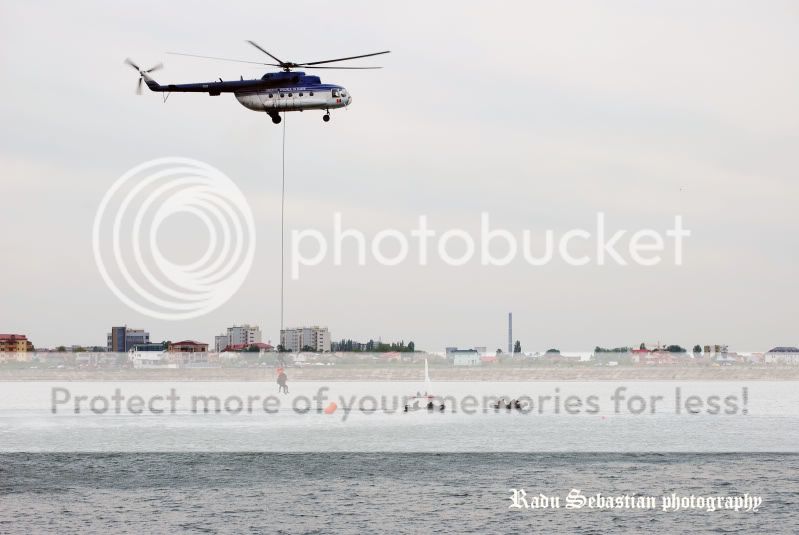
424;358;432;395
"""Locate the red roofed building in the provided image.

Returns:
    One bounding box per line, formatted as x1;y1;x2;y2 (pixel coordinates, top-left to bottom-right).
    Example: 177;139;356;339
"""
0;334;34;353
167;340;209;353
165;341;213;367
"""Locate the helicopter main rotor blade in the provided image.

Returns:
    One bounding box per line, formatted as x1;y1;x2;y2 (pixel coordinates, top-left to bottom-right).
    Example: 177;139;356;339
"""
245;40;286;66
298;50;390;66
302;65;383;70
166;51;280;67
136;77;143;95
145;63;164;73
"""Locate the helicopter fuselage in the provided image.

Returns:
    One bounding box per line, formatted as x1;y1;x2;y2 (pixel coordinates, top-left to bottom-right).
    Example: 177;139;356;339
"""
234;84;350;113
141;70;350;121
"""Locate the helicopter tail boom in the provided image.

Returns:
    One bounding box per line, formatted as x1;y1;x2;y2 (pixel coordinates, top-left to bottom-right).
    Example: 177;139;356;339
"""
139;72;162;92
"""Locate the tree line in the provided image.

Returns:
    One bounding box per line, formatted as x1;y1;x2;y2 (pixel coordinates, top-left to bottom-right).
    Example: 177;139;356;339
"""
332;339;416;352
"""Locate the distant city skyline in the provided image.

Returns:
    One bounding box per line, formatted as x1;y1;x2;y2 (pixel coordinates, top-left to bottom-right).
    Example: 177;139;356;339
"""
5;320;784;356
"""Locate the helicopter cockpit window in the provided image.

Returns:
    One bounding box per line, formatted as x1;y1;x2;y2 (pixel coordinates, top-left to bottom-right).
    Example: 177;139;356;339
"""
332;89;341;97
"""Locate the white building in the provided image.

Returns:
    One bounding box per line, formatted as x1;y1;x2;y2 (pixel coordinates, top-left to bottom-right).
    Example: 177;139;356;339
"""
764;347;799;365
281;326;331;352
447;348;481;366
215;324;262;351
129;349;177;369
214;335;229;353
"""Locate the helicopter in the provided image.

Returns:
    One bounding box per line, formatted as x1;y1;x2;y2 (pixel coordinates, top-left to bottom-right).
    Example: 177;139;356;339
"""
125;41;389;124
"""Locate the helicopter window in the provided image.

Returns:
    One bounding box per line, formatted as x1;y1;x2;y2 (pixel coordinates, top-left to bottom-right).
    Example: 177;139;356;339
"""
288;92;293;97
299;92;304;97
268;94;273;98
309;91;314;96
332;89;341;97
280;93;285;98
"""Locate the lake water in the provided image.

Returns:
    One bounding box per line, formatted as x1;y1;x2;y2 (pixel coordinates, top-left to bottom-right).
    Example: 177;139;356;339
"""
2;380;798;452
1;453;797;533
2;380;797;532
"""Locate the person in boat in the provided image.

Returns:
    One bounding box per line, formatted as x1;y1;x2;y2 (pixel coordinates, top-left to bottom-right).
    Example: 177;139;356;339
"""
427;401;434;410
493;398;504;410
514;399;522;410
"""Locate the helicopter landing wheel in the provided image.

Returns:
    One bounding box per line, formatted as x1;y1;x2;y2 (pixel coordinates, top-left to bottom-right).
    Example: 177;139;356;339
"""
322;113;330;122
270;113;282;124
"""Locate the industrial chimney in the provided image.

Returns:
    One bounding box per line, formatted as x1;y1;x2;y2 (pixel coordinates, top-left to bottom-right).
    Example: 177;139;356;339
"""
508;312;513;354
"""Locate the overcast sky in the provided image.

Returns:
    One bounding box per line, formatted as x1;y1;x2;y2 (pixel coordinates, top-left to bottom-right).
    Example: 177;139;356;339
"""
1;1;798;351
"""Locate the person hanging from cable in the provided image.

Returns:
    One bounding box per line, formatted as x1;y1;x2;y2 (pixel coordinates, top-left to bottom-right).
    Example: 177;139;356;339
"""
276;367;289;394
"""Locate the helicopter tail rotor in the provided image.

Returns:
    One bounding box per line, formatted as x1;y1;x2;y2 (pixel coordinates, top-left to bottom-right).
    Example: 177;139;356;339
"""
125;58;163;94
